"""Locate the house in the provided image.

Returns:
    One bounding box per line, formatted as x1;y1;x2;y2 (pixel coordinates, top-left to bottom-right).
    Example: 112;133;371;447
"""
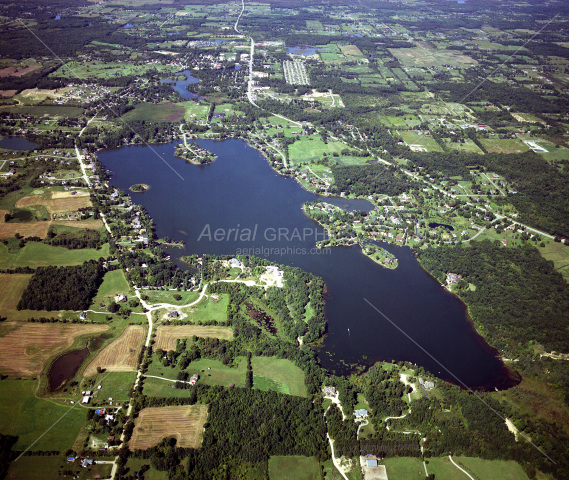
366;459;378;468
322;386;337;397
115;294;127;302
229;258;242;268
424;381;435;389
168;311;179;318
79;311;88;320
82;396;90;405
355;409;368;419
81;458;93;468
266;265;283;277
189;374;199;385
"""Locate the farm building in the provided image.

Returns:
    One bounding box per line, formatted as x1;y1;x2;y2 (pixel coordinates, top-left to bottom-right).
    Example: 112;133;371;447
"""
189;374;199;385
82;396;90;404
367;459;378;467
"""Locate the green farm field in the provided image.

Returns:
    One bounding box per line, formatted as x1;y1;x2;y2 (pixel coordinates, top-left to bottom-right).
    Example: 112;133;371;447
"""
398;131;444;152
252;356;306;397
288;139;346;163
91;269;130;308
480;137;529;154
143;358;246;396
122;102;186;122
0;242;110;269
0;380;86;452
7;455;112;480
447;138;485;154
268;456;320;480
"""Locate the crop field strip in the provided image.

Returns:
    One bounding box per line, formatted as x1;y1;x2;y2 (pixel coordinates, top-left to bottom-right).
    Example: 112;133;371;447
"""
15;194;92;214
129;405;208;449
84;325;146;376
154;325;233;351
0;323;108;376
0;274;32;311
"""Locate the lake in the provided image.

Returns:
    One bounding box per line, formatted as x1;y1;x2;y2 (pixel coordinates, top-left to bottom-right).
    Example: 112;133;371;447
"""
99;138;515;390
48;347;89;391
160;69;203;100
429;222;455;231
0;136;39;150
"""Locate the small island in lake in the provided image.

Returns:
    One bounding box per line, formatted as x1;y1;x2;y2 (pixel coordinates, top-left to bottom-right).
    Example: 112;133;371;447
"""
175;142;216;165
129;183;149;193
362;244;398;269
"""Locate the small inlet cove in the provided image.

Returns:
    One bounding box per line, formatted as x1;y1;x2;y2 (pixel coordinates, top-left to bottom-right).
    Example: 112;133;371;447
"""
99;138;515;390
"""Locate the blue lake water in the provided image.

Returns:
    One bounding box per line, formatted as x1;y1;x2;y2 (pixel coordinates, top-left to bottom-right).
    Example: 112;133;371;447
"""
160;69;204;100
0;137;39;150
98;138;515;390
287;47;317;55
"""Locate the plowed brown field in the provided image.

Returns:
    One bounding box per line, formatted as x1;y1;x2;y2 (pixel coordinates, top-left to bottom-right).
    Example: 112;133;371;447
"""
0;322;108;376
84;325;145;377
129;405;208;449
154;325;233;351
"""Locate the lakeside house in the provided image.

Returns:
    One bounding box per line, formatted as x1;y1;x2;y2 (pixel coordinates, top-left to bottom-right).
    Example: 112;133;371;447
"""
266;265;283;277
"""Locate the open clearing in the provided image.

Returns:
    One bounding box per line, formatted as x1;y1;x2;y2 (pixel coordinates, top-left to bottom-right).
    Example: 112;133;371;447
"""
0;274;32;311
389;47;477;67
0;322;108;376
480;138;529;154
51;219;103;229
0;220;51;239
268;456;320;480
84;325;145;377
15;194;92;214
252;356;306;397
18;87;73;101
384;456;528;480
154;325;233;351
0;380;86;452
122;101;186;122
129;405;208;449
0;242;109;269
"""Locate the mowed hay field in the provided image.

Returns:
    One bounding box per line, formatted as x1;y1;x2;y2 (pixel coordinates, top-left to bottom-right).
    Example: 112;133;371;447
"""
0;274;32;311
52;219;104;229
0;322;108;376
154;325;233;351
0;218;51;239
16;194;91;213
84;325;145;377
129;405;208;449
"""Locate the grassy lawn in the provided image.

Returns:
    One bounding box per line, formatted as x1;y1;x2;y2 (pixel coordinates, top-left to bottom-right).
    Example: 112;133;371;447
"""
383;457;425;479
125;458;168;480
252;356;306;397
268;456;320;480
454;457;529;480
180;293;229;323
142;289;200;306
144;358;246;395
91;269;130;307
288;139;346;163
181;101;211;121
0;242;109;269
447;139;485;154
4;456;108;480
0;380;86;452
90;371;137;401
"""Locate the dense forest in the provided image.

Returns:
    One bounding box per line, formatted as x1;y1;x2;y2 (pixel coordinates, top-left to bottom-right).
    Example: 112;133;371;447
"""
17;260;106;311
417;241;569;355
331;164;420;196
